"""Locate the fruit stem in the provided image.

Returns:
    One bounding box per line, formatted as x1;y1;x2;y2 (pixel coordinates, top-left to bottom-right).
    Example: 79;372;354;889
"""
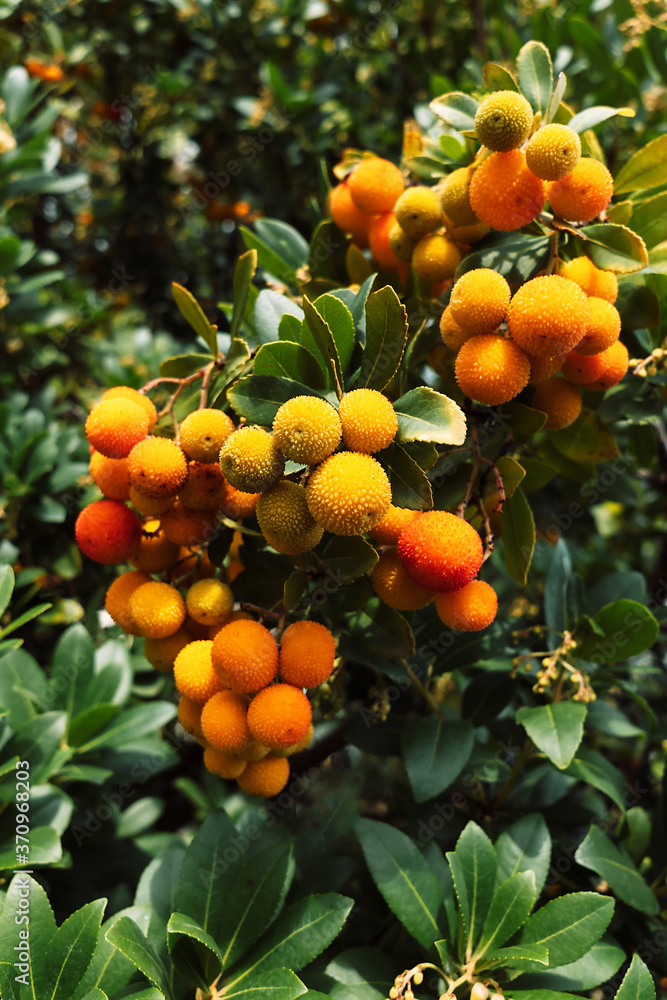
401;660;449;722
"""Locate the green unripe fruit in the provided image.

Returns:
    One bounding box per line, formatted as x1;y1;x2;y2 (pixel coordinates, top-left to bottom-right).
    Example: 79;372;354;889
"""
439;168;480;227
474;90;534;152
388;223;416;262
525;123;582;180
394;185;443;238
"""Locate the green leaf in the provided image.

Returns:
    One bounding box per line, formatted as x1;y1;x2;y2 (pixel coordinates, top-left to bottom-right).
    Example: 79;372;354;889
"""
480;945;549;970
231;250;258;340
516;702;586;770
105;916;174;1000
475;871;537;959
312;293;356;375
513;936;625;990
622;192;667;250
579;224;648;274
254;219;309;270
550;408;620;463
160;353;212;379
217;843;295;968
255;290;304;344
308;219;348;282
355;819;442;949
401;717;474;803
177;809;241;939
68;705;119;748
586;701;644;739
324;947;397;1000
575;599;659;664
520;892;614;968
240;225;298;288
567;106;634;133
0;602;52;640
0;874;56;996
545;73;567;125
4;711;68;783
429;92;479;132
615;955;657;1000
75;702;176;754
394;387;466;446
50;623;95;719
516;40;553;116
614;135;667;194
574;826;658;915
79;905;152;998
46;899;106;1000
0;648;49;728
78;991;108;999
317;535;379;583
346;598;415;659
172;282;218;356
544;538;572;635
376;441;432;510
227;374;323;426
253;341;326;388
355;286;408;391
565;748;627;811
167;911;223;987
455;232;551;285
222;968;308;1000
495;814;552;896
0;564;14;618
228;894;353;986
446;821;497;955
502;487;535;585
302;295;344;390
0;825;62;870
482;63;518;92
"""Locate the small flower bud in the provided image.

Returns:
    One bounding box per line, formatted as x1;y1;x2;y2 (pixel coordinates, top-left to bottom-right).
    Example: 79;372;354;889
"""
413;972;424;986
389;989;398;998
471;985;489;1000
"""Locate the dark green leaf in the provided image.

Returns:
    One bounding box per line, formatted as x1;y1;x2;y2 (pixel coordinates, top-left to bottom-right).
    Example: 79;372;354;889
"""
495;814;552;896
520;892;614;968
317;535;379;583
377;441;432;510
227;374;324;426
574;599;659;664
545;73;567;125
614;954;657;1000
240;225;298;287
446;821;497;955
223;968;308;1000
324;947;397;1000
75;702;176;754
455;232;551;285
355;286;407;391
302;295;344;390
614;135;667;194
346;598;415;659
231;250;258;340
177;809;241;938
483;63;518;92
620;192;667;249
0;875;56;997
475;871;537;959
394;387;466;446
4;711;68;783
105;916;174;1000
0;648;49;727
429;92;479;132
550;408;620;463
79;906;152;999
579;224;648;274
513;936;625;990
172;282;218;356
564;749;627;811
516;41;553;116
0;564;13;618
544;539;572;635
574;826;658;915
160;354;212;379
254;219;309;270
312;293;356;375
585;571;646;616
50;623;94;718
253;341;326;388
479;945;549;970
516;702;586;770
255;290;304;344
402;717;474;803
46;899;106;1000
167;911;222;987
502;487;535;585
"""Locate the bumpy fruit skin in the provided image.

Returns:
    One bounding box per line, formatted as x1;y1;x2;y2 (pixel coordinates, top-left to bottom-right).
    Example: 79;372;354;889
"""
398;511;483;592
435;579;498;631
394;186;443;238
558;256;618;303
369;505;421;546
439;306;474;352
102;386;157;429
507;275;590;357
372;547;435;611
131;520;180;574
369;212;403;271
211;619;278;693
531;378;583;429
89;451;131;501
474;91;534;151
272;396;342;465
177;695;204;737
127;437;188;499
145;628;192;672
348;157;405;214
179;461;226;510
160;501;219;547
203;746;247;779
272;722;314;758
186;578;234;626
469;150;546;231
527;352;565;384
174;640;225;702
388;223;416;262
561;350;608;385
525;124;581;180
279;620;336;688
547;158;614;222
329;181;376;247
306;451;392;536
439;167;480;226
247;684;312;749
219;426;285;493
105;570;151;635
86;398;150;459
237;740;271;762
449;268;511;335
256;480;324;555
129;488;174;517
338;389;398;453
201;690;252;753
580;340;629;391
455;334;531;405
573;297;621;355
237;755;289;796
179;408;235;463
412;233;461;283
221;482;261;521
75;499;142;564
128;581;186;639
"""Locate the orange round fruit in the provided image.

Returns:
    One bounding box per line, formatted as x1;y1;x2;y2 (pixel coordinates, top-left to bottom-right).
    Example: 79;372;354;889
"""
507;275;590;357
439;167;480;227
558;256;618;303
247;683;312;749
449;268;511;335
179;408;235;463
581;340;629;391
127;437;188;499
102;386;157;429
75;499;142;564
329;181;376;247
272;395;342;465
237;755;289;797
372;548;435;611
128;581;186;639
204;746;247;780
105;569;151;635
131;519;180;574
469;150;546;231
348;157;405;215
368;212;404;271
201;690;252;753
219;426;284;493
394;186;443;239
306;451;392;536
474;91;534;152
435;579;498;631
278;620;336;688
439;305;474;351
89;451;131;501
178;461;227;510
160;502;219;547
211;619;278;693
547;157;614;222
411;233;461;283
85;398;150;459
221;482;261;521
398;511;483;592
368;504;421;546
174;640;225;703
525;124;581;181
177;695;204;737
256;480;324;555
144;628;193;672
185;578;234;626
531;378;582;429
574;298;621;355
455;334;531;405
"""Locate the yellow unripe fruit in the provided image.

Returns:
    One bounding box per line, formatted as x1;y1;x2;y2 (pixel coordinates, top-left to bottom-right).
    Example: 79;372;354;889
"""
237;740;271;762
256;480;324;555
211;619;278;693
474;91;534;152
531;378;582;429
102;386;157;429
372;548;435;611
394;186;443;239
160;501;219;548
507;275;590;357
548;157;614;222
469;150;546;231
558;256;618;303
201;690;252;753
573;297;621;355
105;570;151;635
127;437;188;499
86;398;150;459
449;268;511;335
455;334;531;405
435;579;498;631
185;578;234;626
272;396;342;465
369;505;421;546
527;352;566;384
388;223;416;262
525;124;581;180
128;581;186;639
219;426;285;493
439;306;475;352
177;695;204;737
89;451;131;501
174;640;225;703
131;519;180;574
306;451;392;536
444;218;490;244
144;628;192;673
179;408;235;463
411;233;461;283
221;482;261;521
279;620;336;688
338;389;398;454
439;168;480;227
237;755;289;797
348;157;405;215
178;461;226;510
247;683;312;750
129;488;174;517
204;746;247;780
